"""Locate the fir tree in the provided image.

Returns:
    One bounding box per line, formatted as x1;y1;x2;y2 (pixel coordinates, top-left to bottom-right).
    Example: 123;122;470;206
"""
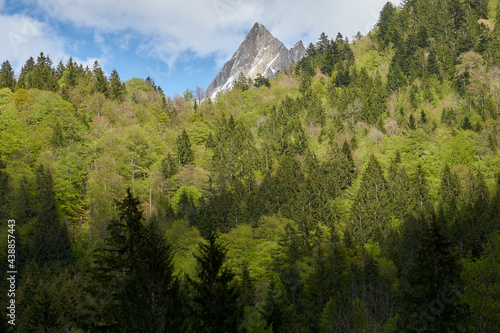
409;113;416;130
350;154;390;243
90;189;184;331
399;217;464;332
176;130;194;166
377;2;396;48
438;164;461;227
188;231;241;332
161;153;179;179
0;159;10;221
461;115;473;130
92;61;108;96
32;165;71;266
0;61;15;90
109;69;126;101
254;73;271;88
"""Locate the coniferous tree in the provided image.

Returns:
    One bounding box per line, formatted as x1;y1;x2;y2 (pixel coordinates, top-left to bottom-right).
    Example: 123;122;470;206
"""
123;219;185;332
161;153;179;179
61;57;80;86
254;73;271;88
176;130;194;166
438;164;461;227
55;60;65;79
17;260;63;332
427;48;441;78
350;154;390;243
0;61;15;90
32;165;71;266
30;52;59;91
109;69;126;101
92;60;108;96
188;231;241;332
0;159;10;221
377;2;396;49
409;113;416;130
16;57;35;89
398;217;463;332
90;189;184;332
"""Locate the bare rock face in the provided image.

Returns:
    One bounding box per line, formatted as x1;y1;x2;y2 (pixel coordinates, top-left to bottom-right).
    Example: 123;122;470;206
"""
207;23;305;99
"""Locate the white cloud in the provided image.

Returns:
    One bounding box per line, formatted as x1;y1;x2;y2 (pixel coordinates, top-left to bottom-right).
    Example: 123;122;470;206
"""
0;13;68;69
0;12;104;75
44;0;394;69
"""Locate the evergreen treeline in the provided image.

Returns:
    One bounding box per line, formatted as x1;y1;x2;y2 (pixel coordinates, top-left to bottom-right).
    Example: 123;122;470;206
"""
1;0;500;332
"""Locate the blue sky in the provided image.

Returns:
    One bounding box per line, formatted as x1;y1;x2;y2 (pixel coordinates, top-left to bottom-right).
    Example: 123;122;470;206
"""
0;0;396;97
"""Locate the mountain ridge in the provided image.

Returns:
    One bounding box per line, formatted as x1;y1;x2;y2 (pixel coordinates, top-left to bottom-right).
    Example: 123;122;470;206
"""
206;22;305;99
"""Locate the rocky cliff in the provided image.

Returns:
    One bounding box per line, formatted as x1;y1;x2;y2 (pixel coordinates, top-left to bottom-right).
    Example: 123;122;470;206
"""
207;23;305;99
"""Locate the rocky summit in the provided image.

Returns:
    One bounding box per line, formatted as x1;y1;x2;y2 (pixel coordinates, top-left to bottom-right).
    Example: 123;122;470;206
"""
207;22;306;99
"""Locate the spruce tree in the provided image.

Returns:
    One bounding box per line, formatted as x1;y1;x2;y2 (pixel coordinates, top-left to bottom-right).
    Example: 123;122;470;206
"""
0;159;10;221
399;217;463;332
0;61;15;90
438;164;461;227
176;130;194;166
91;189;184;331
32;165;71;266
161;152;179;179
188;231;241;332
350;154;390;243
92;61;108;96
377;2;396;48
16;57;35;89
109;69;126;101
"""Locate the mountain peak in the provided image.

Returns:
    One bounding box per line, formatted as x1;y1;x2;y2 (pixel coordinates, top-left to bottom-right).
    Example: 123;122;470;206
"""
207;23;305;99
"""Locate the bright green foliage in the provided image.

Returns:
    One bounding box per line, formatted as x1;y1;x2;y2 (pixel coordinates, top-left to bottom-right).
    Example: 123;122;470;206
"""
0;0;500;330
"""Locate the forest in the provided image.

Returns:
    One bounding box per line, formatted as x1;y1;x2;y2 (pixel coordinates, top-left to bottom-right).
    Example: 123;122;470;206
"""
1;0;500;332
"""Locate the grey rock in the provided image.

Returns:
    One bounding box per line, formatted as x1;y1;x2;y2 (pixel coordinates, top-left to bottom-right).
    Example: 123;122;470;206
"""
207;22;305;99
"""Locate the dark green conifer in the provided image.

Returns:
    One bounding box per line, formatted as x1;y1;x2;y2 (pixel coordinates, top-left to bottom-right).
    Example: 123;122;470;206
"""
175;130;194;166
161;153;179;179
0;159;10;221
32;165;71;266
92;60;108;96
109;69;126;101
91;189;184;331
0;61;15;90
350;154;390;243
409;113;416;130
188;231;241;332
399;218;463;332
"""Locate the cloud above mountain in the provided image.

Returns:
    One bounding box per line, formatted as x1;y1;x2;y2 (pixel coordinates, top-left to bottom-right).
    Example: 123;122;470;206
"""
3;0;392;69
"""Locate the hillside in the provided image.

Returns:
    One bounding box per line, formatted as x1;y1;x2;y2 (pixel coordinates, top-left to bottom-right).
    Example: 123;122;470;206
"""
1;0;500;331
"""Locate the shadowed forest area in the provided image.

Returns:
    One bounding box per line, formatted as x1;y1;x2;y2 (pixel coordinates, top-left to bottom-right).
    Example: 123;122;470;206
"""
1;0;500;332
